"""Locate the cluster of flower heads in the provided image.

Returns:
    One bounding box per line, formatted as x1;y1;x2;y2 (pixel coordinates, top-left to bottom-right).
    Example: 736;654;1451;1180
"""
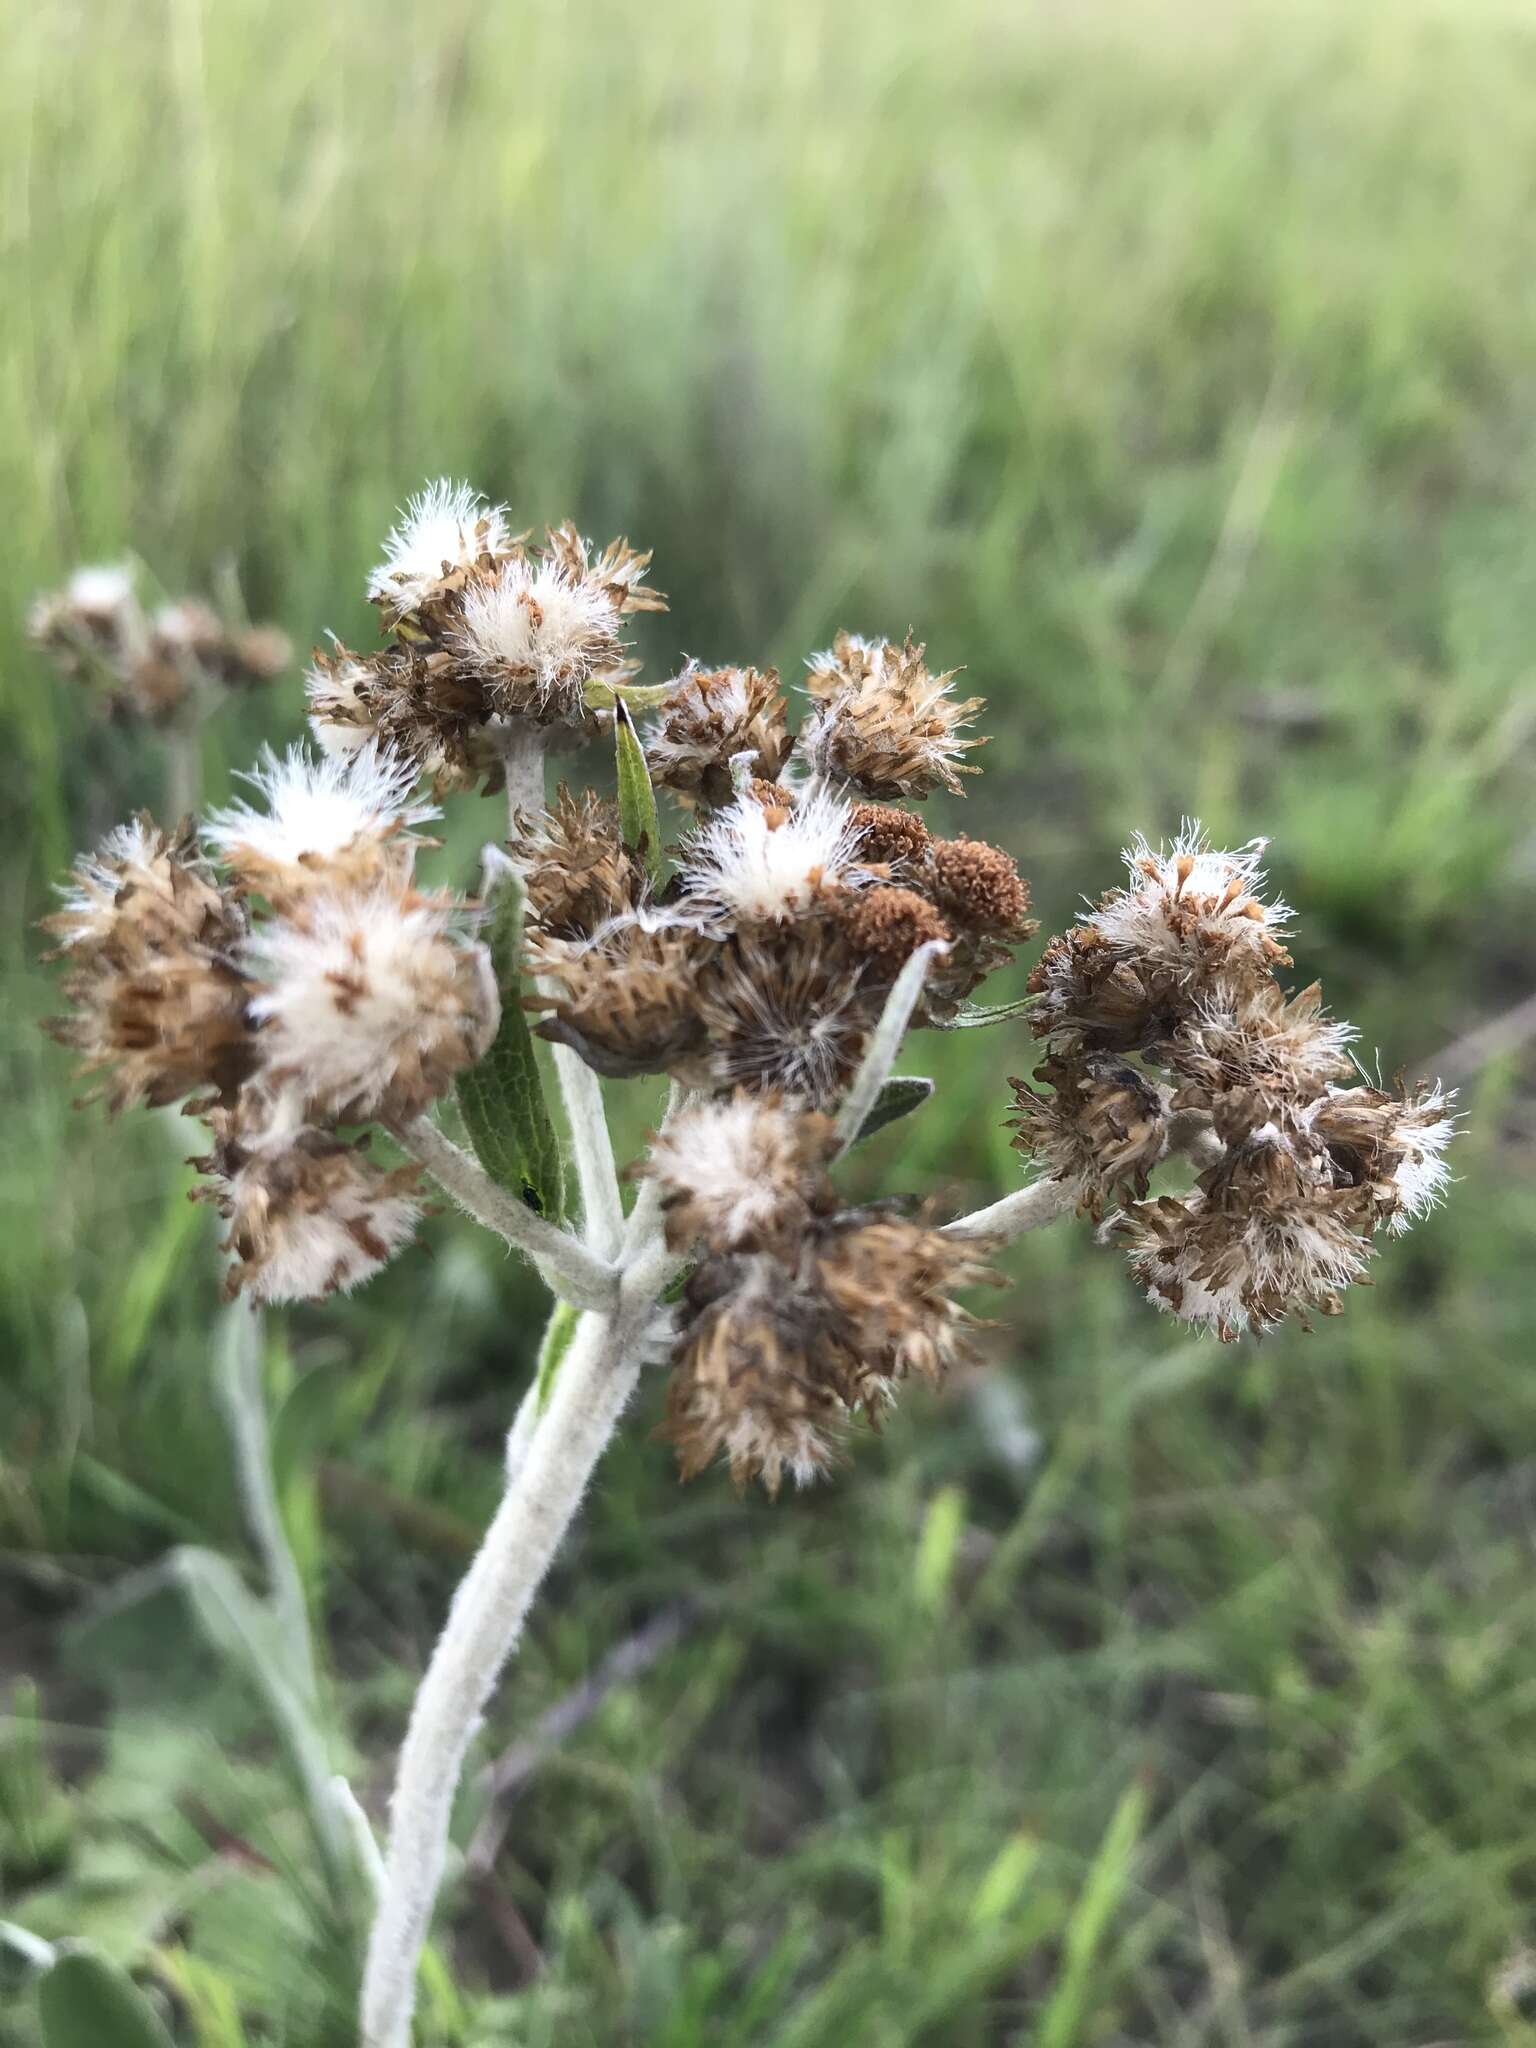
305;480;665;790
44;748;498;1303
40;479;1457;1491
29;564;290;723
1013;827;1455;1338
643;1097;995;1494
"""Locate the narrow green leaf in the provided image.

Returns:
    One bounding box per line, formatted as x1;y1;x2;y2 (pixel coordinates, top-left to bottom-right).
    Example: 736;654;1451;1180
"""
1036;1777;1149;2048
583;675;680;713
913;1485;966;1616
853;1076;934;1145
932;994;1036;1030
455;854;567;1222
614;700;664;887
535;1298;580;1414
38;1951;175;2048
170;1547;349;1907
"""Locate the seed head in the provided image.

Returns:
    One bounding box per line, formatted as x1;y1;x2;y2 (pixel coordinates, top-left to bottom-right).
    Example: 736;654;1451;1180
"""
455;552;627;721
1010;1054;1169;1216
244;883;499;1123
849;802;933;871
832;885;952;982
645;663;792;807
689;924;872;1105
42;819;255;1113
205;744;438;907
644;1094;838;1254
534;911;709;1079
369;479;513;621
801;631;986;799
508;785;649;939
192;1115;423;1304
678;784;868;925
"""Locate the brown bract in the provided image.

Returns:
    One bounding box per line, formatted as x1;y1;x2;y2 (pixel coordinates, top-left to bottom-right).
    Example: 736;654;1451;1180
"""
1010;1053;1169;1217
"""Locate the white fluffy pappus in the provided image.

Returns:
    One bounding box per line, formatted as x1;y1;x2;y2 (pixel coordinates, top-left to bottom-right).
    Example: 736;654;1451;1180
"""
1092;819;1292;966
679;784;867;923
244;886;498;1119
66;563;139;618
1384;1086;1457;1234
233;1158;422;1304
647;1095;819;1251
304;648;376;760
453;554;622;700
367;478;510;614
205;743;437;879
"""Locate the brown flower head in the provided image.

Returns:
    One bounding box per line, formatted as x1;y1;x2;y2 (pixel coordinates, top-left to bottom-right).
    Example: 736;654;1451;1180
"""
661;1254;850;1496
508;785;649;940
688;921;874;1105
644;664;792;808
533;911;710;1079
192;1113;422;1304
809;1212;997;1393
831;884;952;983
43;818;255;1113
243;880;499;1125
642;1093;838;1253
850;801;933;872
801;631;986;799
1010;1053;1170;1217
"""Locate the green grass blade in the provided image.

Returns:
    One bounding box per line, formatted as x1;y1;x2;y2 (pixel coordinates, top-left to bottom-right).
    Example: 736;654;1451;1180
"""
38;1950;175;2048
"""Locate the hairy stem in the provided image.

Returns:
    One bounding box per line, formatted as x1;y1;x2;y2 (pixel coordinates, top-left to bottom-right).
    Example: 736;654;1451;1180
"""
396;1115;620;1311
943;1176;1076;1243
360;1253;659;2048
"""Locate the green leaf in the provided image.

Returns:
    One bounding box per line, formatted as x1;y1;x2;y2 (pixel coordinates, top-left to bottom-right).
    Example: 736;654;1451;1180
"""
852;1075;934;1145
932;995;1036;1030
535;1298;580;1414
38;1950;175;2048
614;700;664;887
455;855;567;1222
583;675;680;713
1036;1777;1149;2048
170;1548;350;1908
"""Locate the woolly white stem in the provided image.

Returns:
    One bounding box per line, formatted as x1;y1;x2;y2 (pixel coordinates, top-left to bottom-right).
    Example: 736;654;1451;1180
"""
551;1042;626;1258
943;1176;1076;1243
396;1114;619;1312
834;939;949;1155
494;720;548;830
360;1252;659;2048
215;1297;318;1704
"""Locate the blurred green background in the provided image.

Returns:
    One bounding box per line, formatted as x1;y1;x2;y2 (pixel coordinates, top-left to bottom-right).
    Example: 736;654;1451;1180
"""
5;0;1536;2041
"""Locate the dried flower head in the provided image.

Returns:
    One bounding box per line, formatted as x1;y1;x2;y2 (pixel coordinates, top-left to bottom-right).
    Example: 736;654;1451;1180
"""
193;1114;423;1304
849;802;933;871
810;1213;997;1390
533;912;709;1079
507;785;649;939
205;744;438;907
43;819;254;1112
1010;1054;1170;1216
306;641;502;790
1116;1123;1374;1339
243;883;498;1123
678;784;868;925
831;885;952;982
1167;979;1356;1106
368;479;513;621
662;1255;849;1495
455;552;629;723
801;631;985;799
644;664;792;807
689;925;872;1104
1308;1081;1457;1235
643;1093;837;1252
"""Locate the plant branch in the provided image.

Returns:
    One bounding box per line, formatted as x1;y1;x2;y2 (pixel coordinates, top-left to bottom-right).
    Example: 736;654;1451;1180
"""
943;1175;1076;1243
834;940;948;1156
395;1114;619;1312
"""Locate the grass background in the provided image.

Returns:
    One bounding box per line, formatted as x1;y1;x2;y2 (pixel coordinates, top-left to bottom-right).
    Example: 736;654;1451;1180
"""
4;0;1536;2040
